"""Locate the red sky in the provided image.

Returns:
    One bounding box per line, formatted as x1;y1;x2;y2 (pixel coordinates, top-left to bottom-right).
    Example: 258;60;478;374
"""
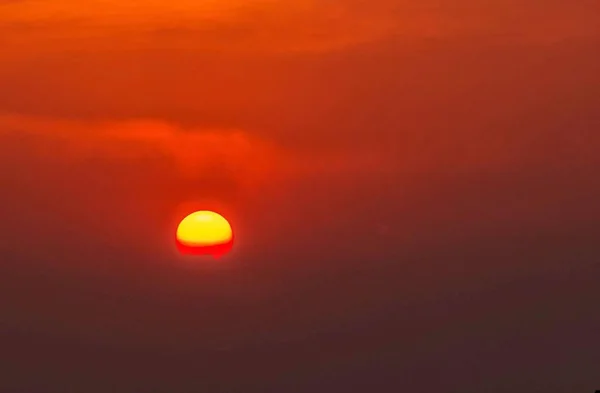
0;1;599;391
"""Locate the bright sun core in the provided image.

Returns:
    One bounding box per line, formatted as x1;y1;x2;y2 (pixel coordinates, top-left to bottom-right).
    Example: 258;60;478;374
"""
176;211;234;258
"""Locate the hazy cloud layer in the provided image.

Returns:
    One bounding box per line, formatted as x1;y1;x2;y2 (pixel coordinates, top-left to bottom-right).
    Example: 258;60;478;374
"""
1;0;598;58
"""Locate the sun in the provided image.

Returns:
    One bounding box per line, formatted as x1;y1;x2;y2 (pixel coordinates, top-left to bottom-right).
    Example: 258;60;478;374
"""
176;211;234;258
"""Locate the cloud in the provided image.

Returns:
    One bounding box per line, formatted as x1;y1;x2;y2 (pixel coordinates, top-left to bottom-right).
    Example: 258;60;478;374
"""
0;114;285;188
1;0;598;61
0;0;398;56
0;113;395;188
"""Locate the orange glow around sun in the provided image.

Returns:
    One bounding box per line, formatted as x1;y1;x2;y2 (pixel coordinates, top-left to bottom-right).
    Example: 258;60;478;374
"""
176;211;234;258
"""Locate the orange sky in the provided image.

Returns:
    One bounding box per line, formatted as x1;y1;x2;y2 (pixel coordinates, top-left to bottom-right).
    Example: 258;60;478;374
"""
1;0;599;262
1;1;600;390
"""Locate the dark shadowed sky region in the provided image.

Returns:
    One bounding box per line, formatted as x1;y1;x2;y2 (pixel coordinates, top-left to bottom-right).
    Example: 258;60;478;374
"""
1;1;599;392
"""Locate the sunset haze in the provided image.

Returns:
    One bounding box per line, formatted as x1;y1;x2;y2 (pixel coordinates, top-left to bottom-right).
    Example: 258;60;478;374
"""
0;0;599;391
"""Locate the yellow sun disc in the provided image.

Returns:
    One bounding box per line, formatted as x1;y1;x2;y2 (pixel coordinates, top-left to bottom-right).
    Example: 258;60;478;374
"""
176;211;233;247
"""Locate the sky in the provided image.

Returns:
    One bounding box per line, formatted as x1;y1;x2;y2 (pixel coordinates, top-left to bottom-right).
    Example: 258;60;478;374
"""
0;0;599;391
